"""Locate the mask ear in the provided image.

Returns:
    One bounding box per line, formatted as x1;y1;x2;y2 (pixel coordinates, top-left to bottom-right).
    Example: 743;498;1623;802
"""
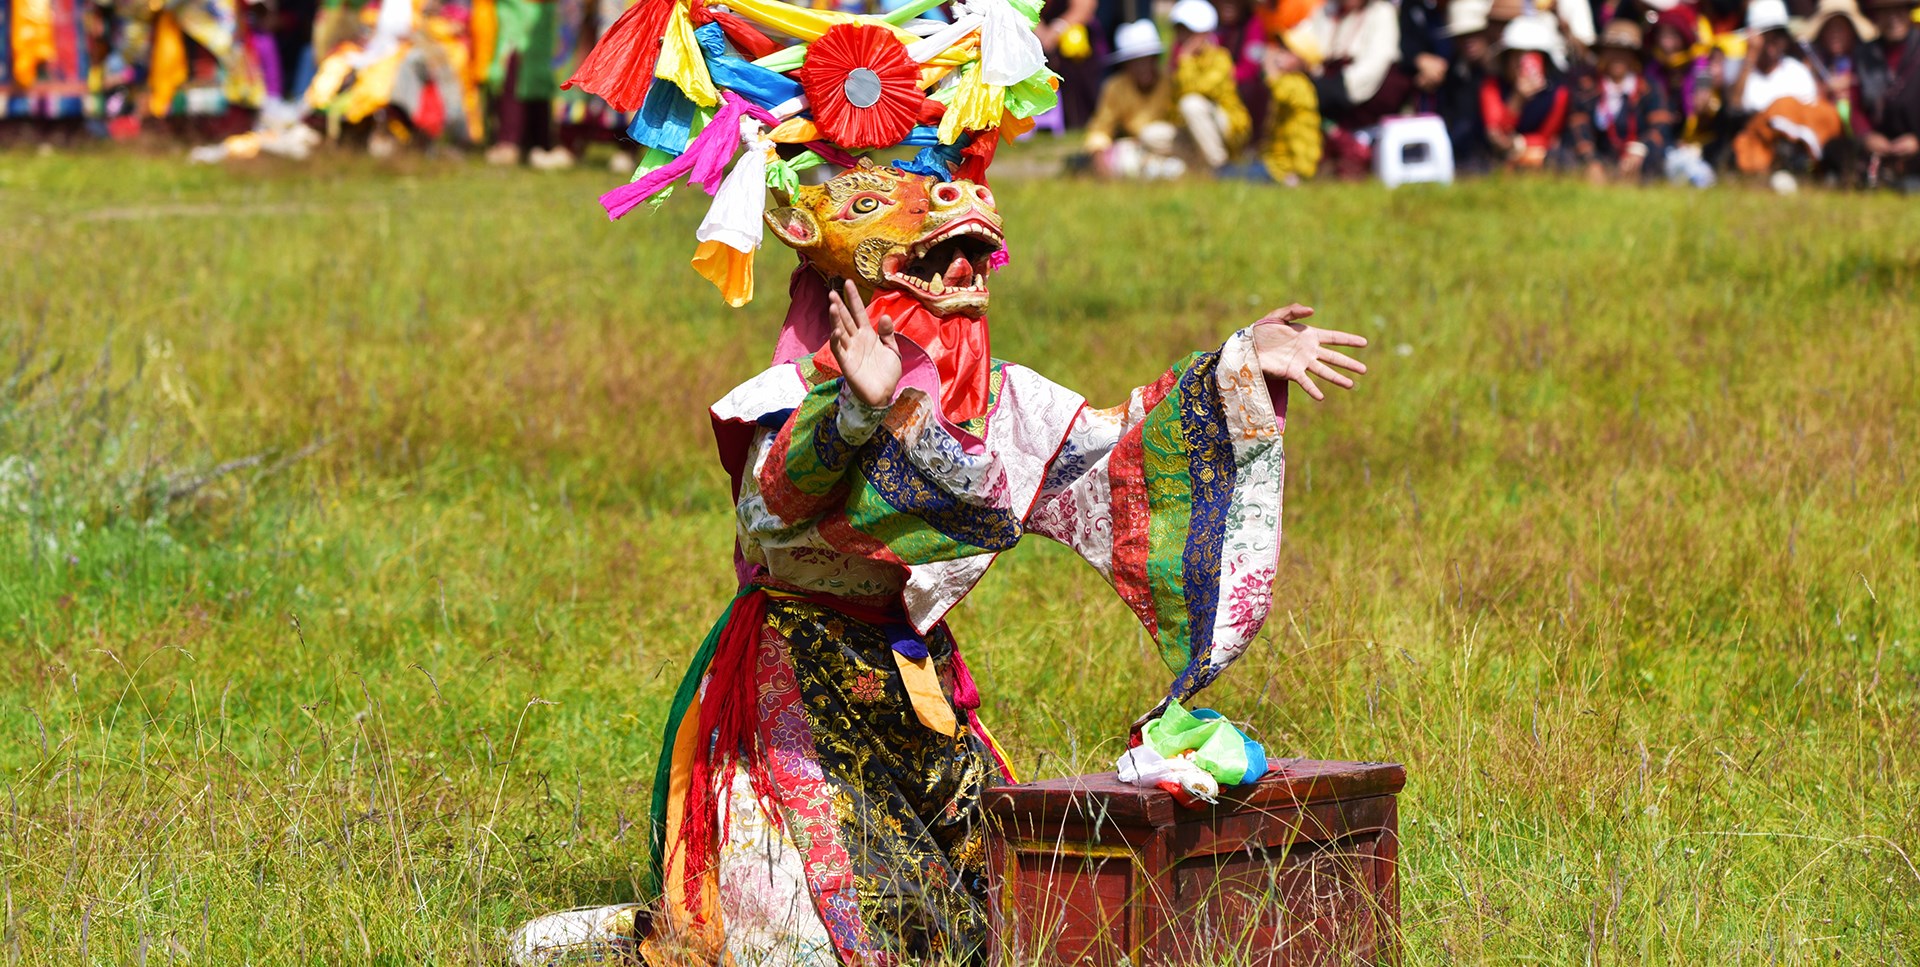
765;206;821;249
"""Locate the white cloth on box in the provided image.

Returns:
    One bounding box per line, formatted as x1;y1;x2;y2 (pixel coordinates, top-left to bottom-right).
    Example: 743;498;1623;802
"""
1116;745;1221;803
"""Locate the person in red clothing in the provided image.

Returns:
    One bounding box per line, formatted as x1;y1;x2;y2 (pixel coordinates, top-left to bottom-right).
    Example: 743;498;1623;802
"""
1481;12;1571;167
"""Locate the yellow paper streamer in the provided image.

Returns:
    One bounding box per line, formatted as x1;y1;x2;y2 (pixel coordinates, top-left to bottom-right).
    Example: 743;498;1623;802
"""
723;0;922;46
691;240;755;307
938;65;1004;144
892;650;959;737
657;2;720;108
767;117;820;144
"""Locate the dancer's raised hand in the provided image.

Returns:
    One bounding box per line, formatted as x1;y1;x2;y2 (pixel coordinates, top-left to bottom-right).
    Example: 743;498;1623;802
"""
1251;304;1369;402
827;280;901;408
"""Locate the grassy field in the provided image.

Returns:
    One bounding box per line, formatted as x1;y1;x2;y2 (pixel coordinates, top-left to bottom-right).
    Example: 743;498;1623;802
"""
1;151;1917;965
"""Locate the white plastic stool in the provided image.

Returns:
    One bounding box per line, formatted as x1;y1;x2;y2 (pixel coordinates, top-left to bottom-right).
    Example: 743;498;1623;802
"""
1374;114;1454;188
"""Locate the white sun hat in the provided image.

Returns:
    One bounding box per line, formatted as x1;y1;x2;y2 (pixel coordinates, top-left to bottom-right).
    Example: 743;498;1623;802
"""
1747;0;1792;33
1445;0;1493;36
1170;0;1221;34
1494;11;1562;54
1109;19;1166;63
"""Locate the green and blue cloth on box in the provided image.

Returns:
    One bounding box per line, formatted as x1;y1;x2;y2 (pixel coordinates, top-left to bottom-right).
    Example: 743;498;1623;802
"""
1129;701;1269;787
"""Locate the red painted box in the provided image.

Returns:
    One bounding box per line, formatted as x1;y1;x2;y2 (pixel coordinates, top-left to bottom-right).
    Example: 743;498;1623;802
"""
983;760;1405;966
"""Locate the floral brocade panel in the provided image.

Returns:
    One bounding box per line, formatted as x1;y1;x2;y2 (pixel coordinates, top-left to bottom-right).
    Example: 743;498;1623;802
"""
761;598;994;964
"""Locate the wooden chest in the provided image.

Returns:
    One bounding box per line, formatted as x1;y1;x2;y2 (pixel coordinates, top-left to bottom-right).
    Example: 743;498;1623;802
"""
983;759;1405;966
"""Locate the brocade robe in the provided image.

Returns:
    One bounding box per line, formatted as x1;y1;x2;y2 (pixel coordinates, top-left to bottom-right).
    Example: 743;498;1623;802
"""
650;327;1288;965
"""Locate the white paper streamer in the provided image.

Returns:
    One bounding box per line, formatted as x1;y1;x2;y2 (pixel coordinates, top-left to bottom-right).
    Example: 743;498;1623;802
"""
696;119;775;254
963;0;1047;87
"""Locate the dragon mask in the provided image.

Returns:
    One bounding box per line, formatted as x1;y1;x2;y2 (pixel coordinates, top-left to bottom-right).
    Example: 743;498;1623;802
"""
766;166;1006;319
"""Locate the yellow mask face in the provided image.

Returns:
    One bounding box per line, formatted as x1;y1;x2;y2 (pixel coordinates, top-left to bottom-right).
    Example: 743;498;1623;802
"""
765;165;1006;318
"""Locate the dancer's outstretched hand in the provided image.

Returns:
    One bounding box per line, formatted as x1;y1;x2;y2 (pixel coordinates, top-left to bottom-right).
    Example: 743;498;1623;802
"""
828;280;901;408
1251;304;1369;402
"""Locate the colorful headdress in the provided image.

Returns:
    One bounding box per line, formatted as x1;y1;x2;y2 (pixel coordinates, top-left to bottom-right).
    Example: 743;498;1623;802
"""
567;0;1058;306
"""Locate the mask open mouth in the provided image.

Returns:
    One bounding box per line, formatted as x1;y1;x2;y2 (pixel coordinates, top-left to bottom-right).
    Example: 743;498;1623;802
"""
882;216;1005;314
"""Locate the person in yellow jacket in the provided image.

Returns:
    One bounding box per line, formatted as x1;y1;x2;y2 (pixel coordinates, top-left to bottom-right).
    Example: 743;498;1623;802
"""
1170;0;1252;170
1260;30;1322;183
1084;19;1184;177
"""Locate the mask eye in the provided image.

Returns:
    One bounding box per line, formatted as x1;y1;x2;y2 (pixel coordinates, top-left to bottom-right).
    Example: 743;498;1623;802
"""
836;192;891;219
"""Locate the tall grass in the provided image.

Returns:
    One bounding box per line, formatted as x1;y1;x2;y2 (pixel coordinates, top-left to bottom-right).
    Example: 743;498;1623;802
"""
0;152;1916;964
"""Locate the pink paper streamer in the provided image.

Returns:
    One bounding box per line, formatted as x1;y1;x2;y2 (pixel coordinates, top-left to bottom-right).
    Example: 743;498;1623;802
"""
601;94;767;219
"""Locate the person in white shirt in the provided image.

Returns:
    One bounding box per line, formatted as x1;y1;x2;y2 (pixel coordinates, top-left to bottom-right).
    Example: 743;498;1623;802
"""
1301;0;1407;128
1728;0;1844;179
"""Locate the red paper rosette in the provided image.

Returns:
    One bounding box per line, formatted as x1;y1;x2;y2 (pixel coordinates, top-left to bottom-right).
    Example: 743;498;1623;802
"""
798;23;928;151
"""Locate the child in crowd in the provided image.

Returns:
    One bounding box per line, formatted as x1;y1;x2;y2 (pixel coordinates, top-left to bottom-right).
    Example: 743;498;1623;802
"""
1171;0;1254;171
1568;18;1675;180
1481;13;1570;168
1260;30;1324;184
1084;19;1183;177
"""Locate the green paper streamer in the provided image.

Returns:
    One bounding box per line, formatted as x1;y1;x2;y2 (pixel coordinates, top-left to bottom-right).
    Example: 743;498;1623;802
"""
752;45;807;72
765;150;827;196
642;592;745;900
1141;701;1251;786
1003;69;1060;119
884;0;947;23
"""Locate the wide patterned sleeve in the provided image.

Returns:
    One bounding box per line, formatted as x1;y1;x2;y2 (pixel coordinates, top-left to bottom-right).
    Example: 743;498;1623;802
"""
739;359;1067;589
753;369;894;526
1023;328;1287;707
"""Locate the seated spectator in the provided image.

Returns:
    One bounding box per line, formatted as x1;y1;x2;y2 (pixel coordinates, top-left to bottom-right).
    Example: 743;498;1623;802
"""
1441;0;1497;171
1084;19;1184;178
1301;0;1407;136
1647;5;1715;134
1213;0;1276;135
1037;0;1104;128
1542;0;1600;71
1401;0;1454;113
1728;0;1843;183
1798;0;1879;181
1569;18;1676;179
1171;0;1255;171
1481;13;1573;168
1643;6;1722;184
1860;0;1920;187
1259;31;1325;183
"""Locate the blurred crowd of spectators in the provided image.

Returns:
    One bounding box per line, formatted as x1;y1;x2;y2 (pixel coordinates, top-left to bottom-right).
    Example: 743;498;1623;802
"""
4;0;1916;188
1064;0;1920;190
